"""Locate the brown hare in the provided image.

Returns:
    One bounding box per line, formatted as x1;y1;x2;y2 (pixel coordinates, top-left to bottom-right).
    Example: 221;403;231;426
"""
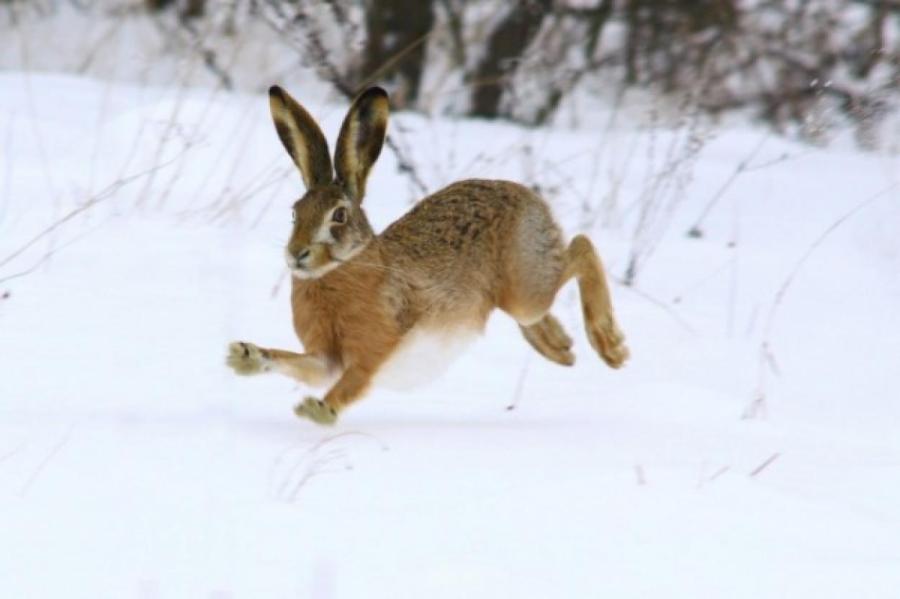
226;85;629;425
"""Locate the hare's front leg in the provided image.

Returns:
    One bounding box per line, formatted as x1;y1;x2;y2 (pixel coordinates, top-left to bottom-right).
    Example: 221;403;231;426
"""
226;341;330;386
295;364;380;426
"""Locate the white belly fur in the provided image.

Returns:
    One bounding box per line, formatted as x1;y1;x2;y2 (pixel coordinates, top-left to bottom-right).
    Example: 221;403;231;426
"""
373;325;480;391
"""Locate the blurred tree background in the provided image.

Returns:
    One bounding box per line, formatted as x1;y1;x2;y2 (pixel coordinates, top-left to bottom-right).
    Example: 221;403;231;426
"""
2;0;899;145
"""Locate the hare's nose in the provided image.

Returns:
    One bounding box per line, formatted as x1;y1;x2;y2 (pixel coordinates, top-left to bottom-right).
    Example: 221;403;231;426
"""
294;248;311;267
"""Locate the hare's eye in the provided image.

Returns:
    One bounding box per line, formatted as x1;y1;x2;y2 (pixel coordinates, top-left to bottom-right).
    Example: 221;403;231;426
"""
291;209;297;223
332;207;348;224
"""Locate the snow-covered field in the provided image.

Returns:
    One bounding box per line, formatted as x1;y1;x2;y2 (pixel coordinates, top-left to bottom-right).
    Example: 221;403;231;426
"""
1;73;899;598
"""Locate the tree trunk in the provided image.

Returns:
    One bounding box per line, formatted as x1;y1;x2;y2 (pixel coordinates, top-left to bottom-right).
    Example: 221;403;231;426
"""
468;0;552;119
145;0;175;11
181;0;205;19
359;0;435;109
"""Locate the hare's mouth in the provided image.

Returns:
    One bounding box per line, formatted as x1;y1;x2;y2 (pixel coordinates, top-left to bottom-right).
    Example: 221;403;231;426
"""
285;241;369;280
285;246;332;280
290;261;341;280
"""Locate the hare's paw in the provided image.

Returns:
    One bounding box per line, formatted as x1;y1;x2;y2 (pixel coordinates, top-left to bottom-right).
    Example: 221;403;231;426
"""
521;314;575;366
294;397;338;426
586;318;629;369
226;341;272;375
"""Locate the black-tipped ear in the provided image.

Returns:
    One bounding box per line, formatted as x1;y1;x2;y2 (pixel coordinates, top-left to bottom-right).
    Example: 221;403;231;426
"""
334;87;389;203
268;85;333;189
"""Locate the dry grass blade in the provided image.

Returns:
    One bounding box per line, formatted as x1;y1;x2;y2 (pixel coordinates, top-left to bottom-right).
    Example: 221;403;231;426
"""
18;424;75;497
749;453;780;478
0;153;185;273
747;182;899;419
763;182;900;339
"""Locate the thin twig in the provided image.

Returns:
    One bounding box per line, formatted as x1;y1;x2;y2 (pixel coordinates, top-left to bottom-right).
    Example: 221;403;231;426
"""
0;225;101;285
0;442;25;465
763;183;899;339
505;353;532;411
269;268;289;300
18;424;74;497
613;276;696;334
0;111;14;230
634;464;646;486
258;1;429;196
749;452;780;478
384;134;429;196
687;134;768;237
15;24;58;208
356;29;434;92
708;465;730;482
136;50;198;208
270;431;388;502
0;153;184;273
748;182;899;418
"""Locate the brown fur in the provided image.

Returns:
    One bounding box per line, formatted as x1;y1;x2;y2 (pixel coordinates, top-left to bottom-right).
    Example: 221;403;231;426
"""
227;87;629;425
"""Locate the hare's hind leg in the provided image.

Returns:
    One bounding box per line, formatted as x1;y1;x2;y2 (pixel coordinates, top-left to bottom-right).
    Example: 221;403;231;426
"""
519;315;575;366
499;256;575;366
226;341;331;386
498;204;576;366
560;235;629;368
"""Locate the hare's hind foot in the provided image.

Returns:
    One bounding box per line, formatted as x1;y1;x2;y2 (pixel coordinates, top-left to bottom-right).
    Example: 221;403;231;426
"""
520;314;575;366
294;397;338;426
585;315;629;369
226;341;272;375
563;235;630;369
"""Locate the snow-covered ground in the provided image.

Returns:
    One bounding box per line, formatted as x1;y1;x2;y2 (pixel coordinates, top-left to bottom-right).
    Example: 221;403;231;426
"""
1;73;899;598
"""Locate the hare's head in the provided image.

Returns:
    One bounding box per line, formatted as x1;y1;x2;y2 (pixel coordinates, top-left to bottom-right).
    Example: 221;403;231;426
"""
269;86;389;279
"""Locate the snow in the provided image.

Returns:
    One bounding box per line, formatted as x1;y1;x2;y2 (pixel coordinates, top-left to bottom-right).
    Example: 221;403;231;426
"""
1;73;900;598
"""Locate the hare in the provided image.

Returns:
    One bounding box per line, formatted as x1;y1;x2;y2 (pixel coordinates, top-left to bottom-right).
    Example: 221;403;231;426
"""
226;85;629;425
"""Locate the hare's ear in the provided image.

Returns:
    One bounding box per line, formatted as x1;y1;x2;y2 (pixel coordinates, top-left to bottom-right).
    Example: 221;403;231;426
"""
334;87;389;203
269;86;333;189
